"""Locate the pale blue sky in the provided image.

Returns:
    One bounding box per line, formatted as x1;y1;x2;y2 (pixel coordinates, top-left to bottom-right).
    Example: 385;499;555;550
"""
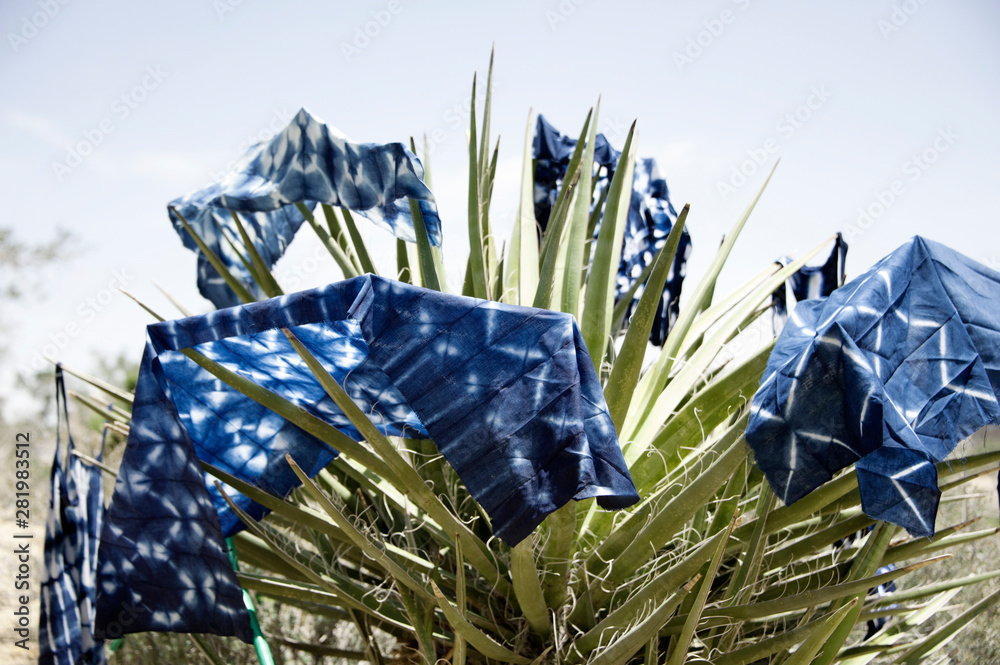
2;0;999;417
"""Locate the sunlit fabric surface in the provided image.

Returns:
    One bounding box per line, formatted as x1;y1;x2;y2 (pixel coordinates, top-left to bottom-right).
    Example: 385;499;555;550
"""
747;237;1000;537
167;108;441;308
95;275;638;640
772;233;848;332
533;115;691;345
40;368;106;665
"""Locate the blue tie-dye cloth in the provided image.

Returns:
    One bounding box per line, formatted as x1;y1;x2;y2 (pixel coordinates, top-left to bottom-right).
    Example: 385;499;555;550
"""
747;237;1000;537
533;115;692;345
40;368;106;665
168;108;442;308
95;275;638;641
771;233;848;331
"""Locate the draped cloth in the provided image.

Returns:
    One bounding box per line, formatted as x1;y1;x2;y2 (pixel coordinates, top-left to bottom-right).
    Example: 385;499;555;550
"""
532;115;691;345
95;276;638;641
168;108;441;308
40;368;106;665
772;233;848;331
747;237;1000;536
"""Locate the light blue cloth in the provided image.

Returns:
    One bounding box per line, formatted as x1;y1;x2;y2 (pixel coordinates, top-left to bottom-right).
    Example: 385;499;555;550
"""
747;237;1000;536
95;276;638;641
168;108;442;308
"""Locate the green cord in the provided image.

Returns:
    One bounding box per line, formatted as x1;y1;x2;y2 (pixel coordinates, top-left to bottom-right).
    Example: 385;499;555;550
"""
226;536;275;665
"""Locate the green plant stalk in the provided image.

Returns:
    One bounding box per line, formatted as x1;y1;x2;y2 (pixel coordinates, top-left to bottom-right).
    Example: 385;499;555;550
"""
285;454;436;601
561;99;599;318
280;329;507;592
814;521;896;665
538;110;592;266
337;207;378;275
665;517;734;665
431;581;530;665
466;73;487;299
603;204;689;432
396;237;412;283
319;203;357;269
580;121;636;370
408;197;441;291
171;206;256;303
511;539;550;635
229;211;284;297
295;202;360;279
627;164;779;426
503;108;540;306
533;162;581;309
894;585;1000;664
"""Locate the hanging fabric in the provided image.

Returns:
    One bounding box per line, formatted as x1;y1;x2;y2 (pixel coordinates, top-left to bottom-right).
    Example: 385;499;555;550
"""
771;232;848;332
40;367;106;665
747;236;1000;537
168;108;442;308
95;275;639;642
532;114;692;345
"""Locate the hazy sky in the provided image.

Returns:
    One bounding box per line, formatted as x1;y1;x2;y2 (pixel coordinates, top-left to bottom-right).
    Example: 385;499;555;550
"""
2;0;999;418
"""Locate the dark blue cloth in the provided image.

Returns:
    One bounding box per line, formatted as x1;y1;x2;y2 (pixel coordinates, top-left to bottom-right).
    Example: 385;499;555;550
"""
532;115;691;345
747;236;1000;537
772;233;848;331
40;368;106;665
95;346;256;643
168;108;442;308
95;275;638;640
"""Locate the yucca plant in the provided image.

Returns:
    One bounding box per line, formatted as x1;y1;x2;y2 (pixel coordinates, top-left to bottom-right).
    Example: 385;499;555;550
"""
70;55;1000;665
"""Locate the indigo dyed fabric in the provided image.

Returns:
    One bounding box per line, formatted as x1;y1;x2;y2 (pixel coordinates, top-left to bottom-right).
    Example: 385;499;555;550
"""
96;275;638;640
533;115;691;345
168;108;442;308
95;345;255;643
40;368;106;665
747;236;1000;537
772;233;848;331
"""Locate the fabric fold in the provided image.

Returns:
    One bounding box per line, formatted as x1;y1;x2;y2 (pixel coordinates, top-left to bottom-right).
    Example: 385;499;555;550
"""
747;236;1000;537
95;276;638;639
168;108;441;308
